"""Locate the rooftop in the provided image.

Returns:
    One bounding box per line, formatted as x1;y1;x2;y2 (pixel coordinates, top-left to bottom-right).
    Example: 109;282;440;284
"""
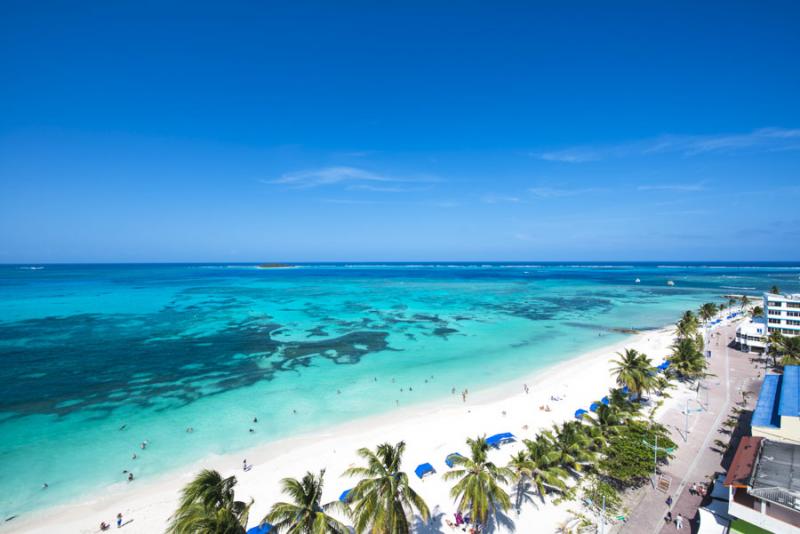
750;440;800;510
725;436;762;488
780;366;800;419
737;319;767;337
752;375;782;429
765;292;800;301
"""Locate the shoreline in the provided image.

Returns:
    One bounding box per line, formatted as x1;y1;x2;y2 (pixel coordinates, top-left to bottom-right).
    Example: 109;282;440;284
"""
2;325;678;534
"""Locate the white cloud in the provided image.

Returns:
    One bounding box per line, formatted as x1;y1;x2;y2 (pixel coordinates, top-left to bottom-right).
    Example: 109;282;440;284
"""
481;194;521;204
347;184;429;193
536;127;800;163
637;182;707;192
528;186;603;198
266;166;441;191
266;166;394;188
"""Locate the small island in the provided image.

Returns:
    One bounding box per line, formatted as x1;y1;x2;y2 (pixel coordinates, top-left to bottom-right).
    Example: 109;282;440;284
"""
256;263;294;269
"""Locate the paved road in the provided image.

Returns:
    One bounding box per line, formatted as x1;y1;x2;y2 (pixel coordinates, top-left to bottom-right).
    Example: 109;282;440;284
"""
619;321;764;534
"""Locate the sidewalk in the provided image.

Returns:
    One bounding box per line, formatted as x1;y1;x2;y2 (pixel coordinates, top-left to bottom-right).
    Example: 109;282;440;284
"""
619;322;763;534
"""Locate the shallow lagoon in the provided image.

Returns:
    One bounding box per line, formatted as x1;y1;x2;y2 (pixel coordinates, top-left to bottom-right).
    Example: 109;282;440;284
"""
1;262;798;516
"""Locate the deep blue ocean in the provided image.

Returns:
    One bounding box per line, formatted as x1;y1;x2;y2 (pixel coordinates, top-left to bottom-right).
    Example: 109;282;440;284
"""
1;262;799;518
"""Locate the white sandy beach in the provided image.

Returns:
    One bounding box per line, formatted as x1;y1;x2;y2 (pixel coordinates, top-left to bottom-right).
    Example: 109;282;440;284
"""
4;326;682;534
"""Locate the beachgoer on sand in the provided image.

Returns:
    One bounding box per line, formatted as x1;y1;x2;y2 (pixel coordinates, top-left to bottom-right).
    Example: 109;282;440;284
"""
116;513;123;528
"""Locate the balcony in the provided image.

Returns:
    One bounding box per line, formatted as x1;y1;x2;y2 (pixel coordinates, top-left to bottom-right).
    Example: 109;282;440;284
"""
729;492;800;532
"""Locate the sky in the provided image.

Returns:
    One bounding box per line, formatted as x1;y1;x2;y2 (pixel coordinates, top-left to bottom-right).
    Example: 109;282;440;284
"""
1;1;799;262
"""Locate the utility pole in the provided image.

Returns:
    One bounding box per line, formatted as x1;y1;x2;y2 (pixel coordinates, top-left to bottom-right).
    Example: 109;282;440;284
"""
600;494;605;534
654;433;658;483
684;399;689;443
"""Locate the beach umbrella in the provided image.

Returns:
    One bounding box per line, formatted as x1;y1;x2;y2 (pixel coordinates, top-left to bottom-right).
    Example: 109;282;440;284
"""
590;402;601;412
574;409;588;419
486;432;515;447
445;452;464;468
414;463;435;479
339;489;352;503
247;524;273;534
601;396;610;405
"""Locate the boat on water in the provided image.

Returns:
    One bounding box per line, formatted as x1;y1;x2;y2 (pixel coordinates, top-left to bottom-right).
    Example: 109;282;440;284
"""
635;278;641;283
667;280;675;286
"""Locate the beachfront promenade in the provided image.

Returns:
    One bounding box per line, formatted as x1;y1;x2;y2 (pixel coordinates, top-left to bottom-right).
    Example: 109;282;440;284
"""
620;321;763;534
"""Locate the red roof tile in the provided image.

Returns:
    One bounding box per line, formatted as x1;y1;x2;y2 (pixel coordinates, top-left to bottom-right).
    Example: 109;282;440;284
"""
724;436;763;488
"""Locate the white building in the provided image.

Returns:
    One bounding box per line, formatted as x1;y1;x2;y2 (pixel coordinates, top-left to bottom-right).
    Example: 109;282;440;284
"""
735;317;767;353
764;292;800;337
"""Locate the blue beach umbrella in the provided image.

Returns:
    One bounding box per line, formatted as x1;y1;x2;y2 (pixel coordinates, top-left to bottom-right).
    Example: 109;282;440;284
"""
445;452;463;468
339;489;352;503
574;409;588;419
601;396;610;405
590;402;601;412
415;463;435;479
247;524;273;534
486;432;515;447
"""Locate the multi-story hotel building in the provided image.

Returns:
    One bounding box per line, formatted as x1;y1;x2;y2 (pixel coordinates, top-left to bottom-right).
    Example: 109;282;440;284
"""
764;292;800;337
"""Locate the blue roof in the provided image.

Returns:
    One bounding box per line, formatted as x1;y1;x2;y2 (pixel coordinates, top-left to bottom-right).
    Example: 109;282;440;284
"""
486;432;515;446
752;374;781;429
445;452;463;468
247;524;273;534
574;409;588;419
415;463;435;478
339;489;352;502
779;366;800;417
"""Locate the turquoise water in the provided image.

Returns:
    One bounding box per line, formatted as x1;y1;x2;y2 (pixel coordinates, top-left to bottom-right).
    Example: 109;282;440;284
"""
1;262;799;518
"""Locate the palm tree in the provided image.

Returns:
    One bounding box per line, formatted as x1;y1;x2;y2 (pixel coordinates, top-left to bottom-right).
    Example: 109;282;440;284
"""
750;306;763;319
670;337;707;380
545;422;595;474
740;295;750;311
521;436;568;502
653;375;675;398
676;311;699;339
610;348;655;400
343;441;429;533
768;331;785;367
727;297;737;310
264;470;348;534
586;403;626;439
443;436;512;528
778;336;800;367
698;302;718;324
771;285;781;295
167;469;252;534
606;387;639;416
506;450;532;512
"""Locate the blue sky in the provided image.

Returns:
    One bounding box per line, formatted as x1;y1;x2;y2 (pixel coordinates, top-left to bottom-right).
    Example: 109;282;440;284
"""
1;1;799;262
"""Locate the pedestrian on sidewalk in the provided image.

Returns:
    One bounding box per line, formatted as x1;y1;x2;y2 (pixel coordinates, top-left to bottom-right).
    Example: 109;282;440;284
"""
664;511;672;524
675;513;684;529
666;495;673;507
